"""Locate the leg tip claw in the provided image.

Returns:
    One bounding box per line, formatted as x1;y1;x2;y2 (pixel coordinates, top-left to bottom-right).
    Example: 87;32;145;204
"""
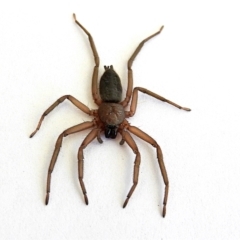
45;193;49;205
73;13;76;21
162;206;166;218
123;198;129;208
84;195;89;205
183;107;191;111
29;131;36;138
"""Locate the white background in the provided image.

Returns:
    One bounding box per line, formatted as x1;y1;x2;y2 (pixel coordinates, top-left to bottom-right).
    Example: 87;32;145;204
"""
1;0;240;239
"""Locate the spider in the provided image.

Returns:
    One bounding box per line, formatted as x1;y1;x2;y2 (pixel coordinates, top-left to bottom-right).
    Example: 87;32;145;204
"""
30;13;191;217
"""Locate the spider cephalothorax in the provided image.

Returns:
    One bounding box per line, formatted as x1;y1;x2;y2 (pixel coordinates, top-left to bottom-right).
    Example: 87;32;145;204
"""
30;13;190;217
98;102;125;139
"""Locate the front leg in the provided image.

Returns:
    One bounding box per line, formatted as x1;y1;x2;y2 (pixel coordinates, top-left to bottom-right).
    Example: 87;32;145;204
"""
30;95;93;137
78;128;99;205
127;125;168;217
120;130;141;208
45;121;95;205
126;87;191;117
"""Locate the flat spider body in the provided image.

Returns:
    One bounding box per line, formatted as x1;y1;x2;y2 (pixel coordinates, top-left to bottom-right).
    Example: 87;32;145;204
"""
30;13;191;217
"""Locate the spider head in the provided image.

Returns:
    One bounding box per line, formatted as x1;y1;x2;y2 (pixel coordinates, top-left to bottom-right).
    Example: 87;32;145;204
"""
104;125;118;139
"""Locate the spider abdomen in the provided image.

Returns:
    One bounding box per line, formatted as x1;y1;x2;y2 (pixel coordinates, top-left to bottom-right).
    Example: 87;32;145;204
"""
99;66;122;103
98;103;125;126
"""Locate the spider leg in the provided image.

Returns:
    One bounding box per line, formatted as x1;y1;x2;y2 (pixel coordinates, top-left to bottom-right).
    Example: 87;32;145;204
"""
73;13;102;106
121;26;164;107
96;128;103;144
78;128;99;205
127;125;168;218
120;130;141;209
30;95;93;138
126;87;191;117
45;121;95;205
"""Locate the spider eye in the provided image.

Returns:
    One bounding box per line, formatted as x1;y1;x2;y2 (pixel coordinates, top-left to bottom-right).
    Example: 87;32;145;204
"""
105;125;118;139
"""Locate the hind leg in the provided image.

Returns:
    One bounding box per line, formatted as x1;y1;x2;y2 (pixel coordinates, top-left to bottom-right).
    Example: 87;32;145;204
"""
73;14;101;105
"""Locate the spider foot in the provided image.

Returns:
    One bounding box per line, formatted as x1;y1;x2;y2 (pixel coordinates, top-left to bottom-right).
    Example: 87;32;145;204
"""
45;193;50;205
123;197;129;208
29;130;38;138
84;194;89;205
162;205;166;218
119;138;125;145
182;107;191;111
73;13;77;21
97;135;103;144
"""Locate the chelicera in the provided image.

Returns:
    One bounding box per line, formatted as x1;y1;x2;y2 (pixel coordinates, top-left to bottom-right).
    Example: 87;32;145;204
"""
30;13;191;217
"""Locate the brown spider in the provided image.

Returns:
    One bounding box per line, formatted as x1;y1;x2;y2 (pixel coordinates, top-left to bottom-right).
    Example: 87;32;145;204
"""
30;13;191;217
